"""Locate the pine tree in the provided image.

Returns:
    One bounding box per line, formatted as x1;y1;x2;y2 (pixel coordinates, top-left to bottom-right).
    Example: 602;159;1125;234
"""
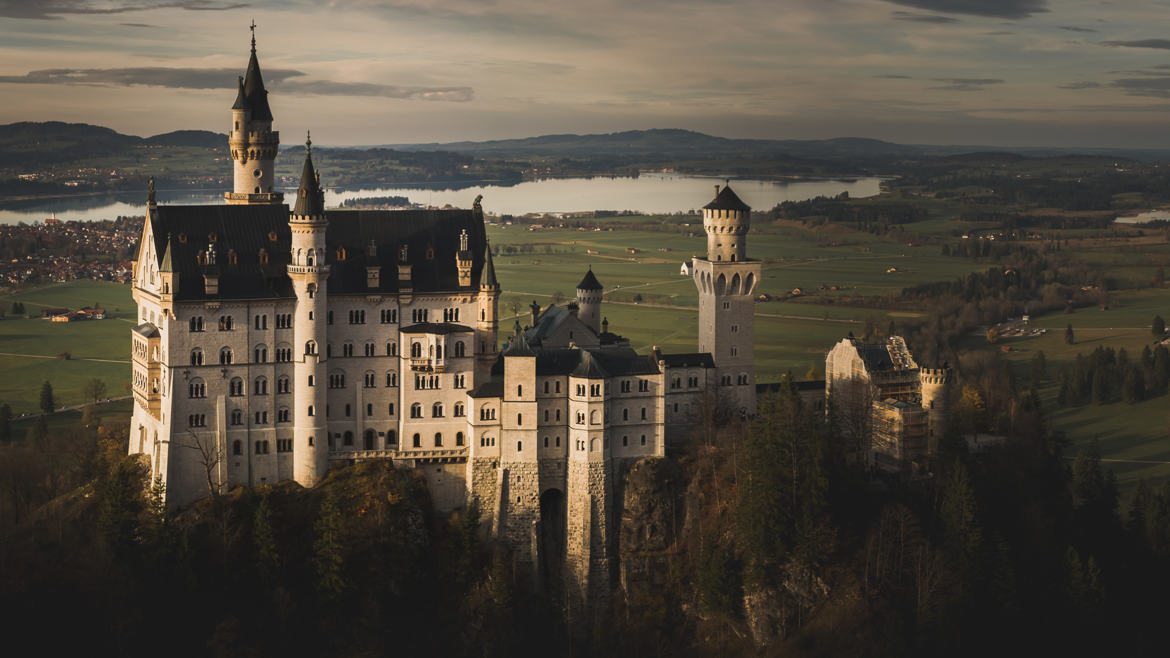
1153;315;1166;339
39;380;54;415
253;494;280;586
0;403;11;441
940;460;983;589
1030;350;1047;388
1123;366;1144;404
312;490;345;599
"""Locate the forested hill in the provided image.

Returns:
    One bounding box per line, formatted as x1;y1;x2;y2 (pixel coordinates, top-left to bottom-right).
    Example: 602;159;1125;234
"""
0;122;224;167
382;129;923;159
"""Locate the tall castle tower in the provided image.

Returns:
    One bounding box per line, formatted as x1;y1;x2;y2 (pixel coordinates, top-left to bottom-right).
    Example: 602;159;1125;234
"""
692;183;761;415
919;365;952;454
226;24;282;205
289;134;330;487
576;267;603;334
476;241;500;381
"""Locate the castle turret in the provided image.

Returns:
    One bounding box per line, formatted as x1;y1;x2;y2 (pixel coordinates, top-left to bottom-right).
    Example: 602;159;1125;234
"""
576;267;603;335
476;242;499;381
288;133;329;487
226;24;282;205
919;364;952;455
500;326;541;582
692;183;761;415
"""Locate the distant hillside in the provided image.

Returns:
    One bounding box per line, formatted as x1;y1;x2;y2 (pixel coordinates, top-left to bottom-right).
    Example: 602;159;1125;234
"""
382;128;924;160
0;122;225;168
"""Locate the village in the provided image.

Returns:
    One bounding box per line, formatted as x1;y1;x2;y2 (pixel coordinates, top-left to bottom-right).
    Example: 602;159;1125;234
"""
0;216;138;288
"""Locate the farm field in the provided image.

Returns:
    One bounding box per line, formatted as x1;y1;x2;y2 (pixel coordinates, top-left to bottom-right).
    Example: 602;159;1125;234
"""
0;280;135;413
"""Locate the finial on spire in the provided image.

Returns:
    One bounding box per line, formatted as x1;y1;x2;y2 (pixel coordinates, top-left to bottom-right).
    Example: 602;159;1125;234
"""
306;130;312;156
250;20;257;52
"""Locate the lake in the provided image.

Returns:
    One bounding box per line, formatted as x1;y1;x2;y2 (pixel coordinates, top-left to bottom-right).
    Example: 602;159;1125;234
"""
0;173;882;224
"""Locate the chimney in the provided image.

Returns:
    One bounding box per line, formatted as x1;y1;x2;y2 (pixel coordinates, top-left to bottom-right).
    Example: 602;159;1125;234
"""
714;184;720;197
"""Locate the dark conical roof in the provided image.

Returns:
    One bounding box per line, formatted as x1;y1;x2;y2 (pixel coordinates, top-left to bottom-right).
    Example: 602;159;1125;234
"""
703;183;751;212
481;242;498;289
293;135;325;216
577;267;602;291
160;233;174;272
240;40;273;121
231;76;247;110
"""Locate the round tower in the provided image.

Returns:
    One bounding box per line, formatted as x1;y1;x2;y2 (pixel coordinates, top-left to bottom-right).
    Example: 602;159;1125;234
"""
919;365;952;454
288;133;330;487
703;183;751;262
226;24;282;205
576;267;603;334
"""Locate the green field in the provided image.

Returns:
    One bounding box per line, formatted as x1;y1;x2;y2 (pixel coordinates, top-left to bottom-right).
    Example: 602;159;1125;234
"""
0;281;136;414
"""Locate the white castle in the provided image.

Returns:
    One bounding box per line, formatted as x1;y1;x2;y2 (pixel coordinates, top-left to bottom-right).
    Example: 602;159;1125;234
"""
127;32;764;601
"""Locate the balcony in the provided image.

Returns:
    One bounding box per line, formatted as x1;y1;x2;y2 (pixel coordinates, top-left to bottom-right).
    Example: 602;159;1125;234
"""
410;357;447;373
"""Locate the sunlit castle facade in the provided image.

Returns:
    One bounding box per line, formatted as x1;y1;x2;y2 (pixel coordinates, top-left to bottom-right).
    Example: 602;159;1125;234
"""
127;33;760;596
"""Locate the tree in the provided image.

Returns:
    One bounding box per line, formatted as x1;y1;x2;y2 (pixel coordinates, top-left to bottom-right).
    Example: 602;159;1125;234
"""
82;377;107;404
39;381;54;415
313;490;345;599
985;327;1000;344
954;386;986;439
551;290;565;305
0;403;11;441
186;430;224;498
1154;315;1166;339
940;460;983;591
696;538;741;615
253;494;280;586
1065;323;1075;345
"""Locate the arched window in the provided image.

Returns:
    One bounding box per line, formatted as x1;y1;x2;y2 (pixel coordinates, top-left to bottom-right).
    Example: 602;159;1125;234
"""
308;405;315;416
190;348;204;366
364;430;375;450
305;340;317;355
230;409;242;425
454;341;466;357
277;376;290;394
412;433;421;447
386;430;397;447
386;341;398;356
364;371;376;388
456;431;464;446
432;402;444;417
410;342;422;358
233;440;242;455
188;316;204;332
254;377;267;395
229;377;243;396
386;372;398;387
254;345;267;363
219;347;232;364
435;432;443;447
454;401;465;417
411;403;422;418
590;410;598;424
622;408;628;421
306;252;315;267
188;379;205;398
343;431;353;446
517;413;523;425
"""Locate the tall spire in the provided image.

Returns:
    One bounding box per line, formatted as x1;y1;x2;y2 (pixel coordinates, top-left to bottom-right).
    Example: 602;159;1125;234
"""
481;242;499;290
241;22;272;121
293;131;324;216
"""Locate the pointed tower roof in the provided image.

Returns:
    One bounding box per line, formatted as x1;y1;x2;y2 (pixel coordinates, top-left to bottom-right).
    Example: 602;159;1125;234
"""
481;242;499;289
703;183;751;212
231;76;248;110
160;233;175;272
292;132;325;216
577;267;602;291
240;27;273;121
504;326;536;357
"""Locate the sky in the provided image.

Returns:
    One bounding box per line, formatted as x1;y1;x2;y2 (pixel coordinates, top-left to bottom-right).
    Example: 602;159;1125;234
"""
3;0;1170;148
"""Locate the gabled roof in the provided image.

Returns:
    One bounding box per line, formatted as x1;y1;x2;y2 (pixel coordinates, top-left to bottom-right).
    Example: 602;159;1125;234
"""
704;184;751;212
576;267;602;291
145;202;489;300
571;349;608;378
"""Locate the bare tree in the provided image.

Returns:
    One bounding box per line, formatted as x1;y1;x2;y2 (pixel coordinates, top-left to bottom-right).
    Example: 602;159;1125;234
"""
82;377;108;405
186;429;224;499
828;376;878;464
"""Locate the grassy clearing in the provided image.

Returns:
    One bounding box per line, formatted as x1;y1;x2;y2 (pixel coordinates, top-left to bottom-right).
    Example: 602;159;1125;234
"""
0;281;135;413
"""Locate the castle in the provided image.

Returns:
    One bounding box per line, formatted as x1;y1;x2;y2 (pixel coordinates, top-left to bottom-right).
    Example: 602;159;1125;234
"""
127;31;764;601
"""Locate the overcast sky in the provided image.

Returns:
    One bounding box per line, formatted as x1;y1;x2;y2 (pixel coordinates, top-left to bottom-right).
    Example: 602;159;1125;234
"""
3;0;1170;147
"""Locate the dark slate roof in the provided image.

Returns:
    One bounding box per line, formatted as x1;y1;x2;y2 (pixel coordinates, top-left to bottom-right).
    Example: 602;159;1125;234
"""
854;340;895;372
481;243;498;289
525;304;596;346
659;352;715;368
589;346;659;376
148;204;294;301
576;267;603;291
231;76;247;111
132;322;160;338
325;207;488;295
534;348;585;376
292;146;325;216
241;45;273;121
796;380;826;391
502;329;536;357
400;322;474;335
704;184;751;212
468;382;504;399
146;202;488;300
572;350;608;378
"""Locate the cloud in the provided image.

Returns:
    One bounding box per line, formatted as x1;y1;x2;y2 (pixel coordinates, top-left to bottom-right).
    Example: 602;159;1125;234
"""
1102;39;1170;50
119;22;155;27
890;11;959;24
0;67;473;101
1058;26;1097;33
1058;81;1102;89
0;0;248;20
929;77;1005;91
1109;75;1170;98
883;1;1047;19
875;74;914;79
